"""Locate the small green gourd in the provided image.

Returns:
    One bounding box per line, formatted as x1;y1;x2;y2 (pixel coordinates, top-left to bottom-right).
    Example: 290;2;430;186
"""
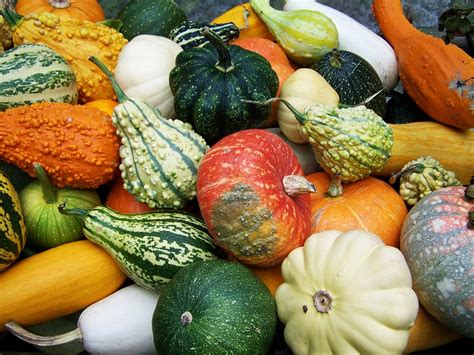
390;156;462;206
249;0;338;64
89;56;208;210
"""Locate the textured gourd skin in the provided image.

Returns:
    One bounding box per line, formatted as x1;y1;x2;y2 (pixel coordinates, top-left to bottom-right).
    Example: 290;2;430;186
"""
298;104;393;182
6;11;127;103
15;0;105;22
0;102;120;189
170;35;279;143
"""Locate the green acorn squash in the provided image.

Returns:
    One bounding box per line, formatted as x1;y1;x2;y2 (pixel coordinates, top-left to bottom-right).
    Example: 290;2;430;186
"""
152;259;277;354
170;27;279;143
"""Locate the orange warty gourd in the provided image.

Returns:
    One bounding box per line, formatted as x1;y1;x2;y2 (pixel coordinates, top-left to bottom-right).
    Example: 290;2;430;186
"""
15;0;105;22
372;0;474;129
0;240;126;332
0;102;120;189
306;172;407;247
3;10;127;103
84;99;118;116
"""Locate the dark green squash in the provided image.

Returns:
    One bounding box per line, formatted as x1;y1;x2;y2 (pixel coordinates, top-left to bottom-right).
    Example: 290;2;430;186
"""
116;0;187;40
152;259;277;355
312;49;387;118
170;28;279;143
385;90;432;124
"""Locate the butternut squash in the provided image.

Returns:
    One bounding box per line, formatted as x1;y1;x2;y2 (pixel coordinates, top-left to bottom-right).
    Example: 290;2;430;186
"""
374;122;474;185
0;240;126;332
0;102;120;189
373;0;474;129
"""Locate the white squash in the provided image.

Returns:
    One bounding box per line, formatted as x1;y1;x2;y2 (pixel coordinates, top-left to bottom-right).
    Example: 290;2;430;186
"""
284;0;399;91
278;68;339;143
114;35;182;119
6;284;159;354
275;230;419;355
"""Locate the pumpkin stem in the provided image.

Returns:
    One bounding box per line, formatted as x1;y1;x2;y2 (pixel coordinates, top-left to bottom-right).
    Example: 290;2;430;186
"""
180;311;193;326
326;174;344;197
338;89;386;109
89;56;129;103
313;290;332;313
238;6;250;31
389;163;426;185
5;321;82;346
202;27;234;72
468;209;474;229
58;202;89;218
1;8;24;30
283;175;316;196
329;48;343;68
33;163;58;204
47;0;71;9
243;97;308;124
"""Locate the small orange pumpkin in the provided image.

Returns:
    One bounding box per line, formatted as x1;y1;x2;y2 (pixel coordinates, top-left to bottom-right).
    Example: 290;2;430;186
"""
306;172;407;247
105;176;154;214
15;0;105;22
84;99;118;116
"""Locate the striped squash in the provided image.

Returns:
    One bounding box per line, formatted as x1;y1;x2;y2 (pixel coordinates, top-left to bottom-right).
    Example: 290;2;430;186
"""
62;205;219;290
0;43;78;111
0;170;26;271
169;21;240;50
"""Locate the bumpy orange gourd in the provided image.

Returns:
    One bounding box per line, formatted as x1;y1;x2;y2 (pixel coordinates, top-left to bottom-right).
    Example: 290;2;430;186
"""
212;3;274;41
16;0;105;22
306;172;407;247
4;11;127;103
0;102;120;189
373;0;474;129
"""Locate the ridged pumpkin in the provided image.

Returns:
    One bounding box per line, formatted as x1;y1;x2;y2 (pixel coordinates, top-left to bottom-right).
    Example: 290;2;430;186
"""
15;0;105;22
306;172;407;247
401;185;474;338
197;129;313;267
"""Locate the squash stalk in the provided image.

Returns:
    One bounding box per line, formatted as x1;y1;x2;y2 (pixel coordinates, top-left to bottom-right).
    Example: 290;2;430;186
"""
33;163;58;204
0;9;23;30
89;56;128;103
283;175;316;196
326;174;343;197
180;311;193;326
313;290;332;313
202;27;234;71
58;202;90;218
329;48;343;68
5;321;82;346
48;0;71;9
243;97;308;124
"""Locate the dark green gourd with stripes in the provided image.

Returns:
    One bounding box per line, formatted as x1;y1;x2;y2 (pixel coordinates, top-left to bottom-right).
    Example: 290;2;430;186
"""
60;205;219;290
0;44;78;111
89;56;208;210
169;21;239;50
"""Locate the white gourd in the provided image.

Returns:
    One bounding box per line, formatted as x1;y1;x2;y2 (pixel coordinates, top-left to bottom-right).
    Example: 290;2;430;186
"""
114;35;182;119
275;230;419;354
284;0;399;91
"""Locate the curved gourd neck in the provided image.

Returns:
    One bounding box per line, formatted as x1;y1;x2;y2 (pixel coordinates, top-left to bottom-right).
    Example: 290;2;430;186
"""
89;56;129;103
1;8;24;30
202;27;234;71
5;321;82;346
373;0;418;45
33;164;58;204
249;0;283;32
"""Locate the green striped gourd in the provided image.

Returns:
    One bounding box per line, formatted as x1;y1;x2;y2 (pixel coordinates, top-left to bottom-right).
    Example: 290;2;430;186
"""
0;44;78;111
89;56;208;209
169;21;240;50
60;205;219;290
0;170;26;271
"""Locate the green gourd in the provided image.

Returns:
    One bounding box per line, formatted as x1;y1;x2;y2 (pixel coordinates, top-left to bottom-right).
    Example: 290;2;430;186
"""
170;27;279;143
90;56;208;210
19;164;101;250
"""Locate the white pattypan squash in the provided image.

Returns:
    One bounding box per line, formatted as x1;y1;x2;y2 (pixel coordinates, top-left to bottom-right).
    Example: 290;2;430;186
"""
114;35;182;119
275;230;419;355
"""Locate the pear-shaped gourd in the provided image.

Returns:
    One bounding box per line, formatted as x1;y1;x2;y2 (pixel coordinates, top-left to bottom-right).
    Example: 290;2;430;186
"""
89;56;208;209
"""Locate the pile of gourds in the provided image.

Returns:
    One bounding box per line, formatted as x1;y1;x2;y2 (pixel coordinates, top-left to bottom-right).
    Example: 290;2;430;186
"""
0;0;473;354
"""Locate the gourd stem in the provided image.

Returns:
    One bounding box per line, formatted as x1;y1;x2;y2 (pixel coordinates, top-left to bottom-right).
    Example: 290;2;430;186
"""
238;6;250;31
47;0;71;9
89;56;128;103
389;163;426;185
180;311;193;326
326;175;343;197
33;163;58;204
329;48;343;68
243;97;308;124
202;27;234;71
313;290;332;313
468;209;474;230
58;202;89;218
1;8;24;30
5;321;82;346
283;175;316;196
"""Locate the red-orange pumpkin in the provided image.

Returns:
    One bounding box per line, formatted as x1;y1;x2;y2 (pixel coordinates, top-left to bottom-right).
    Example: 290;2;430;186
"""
16;0;105;22
105;176;154;214
306;172;407;247
197;129;312;267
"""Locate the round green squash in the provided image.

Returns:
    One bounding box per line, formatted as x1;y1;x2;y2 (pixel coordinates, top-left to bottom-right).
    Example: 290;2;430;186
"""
152;259;277;354
19;164;101;250
169;28;279;143
312;49;387;118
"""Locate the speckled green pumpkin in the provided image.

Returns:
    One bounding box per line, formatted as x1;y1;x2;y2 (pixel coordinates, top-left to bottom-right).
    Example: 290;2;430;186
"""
170;28;279;143
90;56;208;210
152;259;277;354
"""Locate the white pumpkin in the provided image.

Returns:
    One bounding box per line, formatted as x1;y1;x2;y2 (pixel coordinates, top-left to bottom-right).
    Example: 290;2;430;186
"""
114;35;182;119
275;230;419;354
278;68;339;144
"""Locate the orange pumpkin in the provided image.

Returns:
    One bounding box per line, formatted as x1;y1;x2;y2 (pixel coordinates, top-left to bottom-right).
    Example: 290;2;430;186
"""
105;176;154;214
306;172;407;247
373;0;474;129
84;99;118;116
212;3;274;41
16;0;105;22
249;264;283;297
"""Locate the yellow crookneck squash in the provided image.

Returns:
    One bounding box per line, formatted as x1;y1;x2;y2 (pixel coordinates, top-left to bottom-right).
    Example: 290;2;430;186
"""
275;230;419;354
1;9;127;103
15;0;105;22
